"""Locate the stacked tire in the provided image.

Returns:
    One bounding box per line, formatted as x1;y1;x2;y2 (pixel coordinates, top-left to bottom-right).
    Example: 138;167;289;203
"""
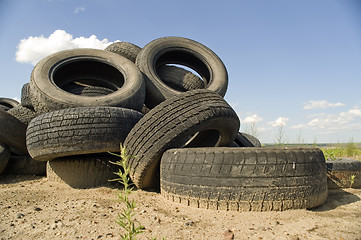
1;36;328;211
0;98;46;176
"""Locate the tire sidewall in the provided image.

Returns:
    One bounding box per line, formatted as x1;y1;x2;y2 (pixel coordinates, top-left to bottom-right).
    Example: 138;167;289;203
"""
30;48;145;112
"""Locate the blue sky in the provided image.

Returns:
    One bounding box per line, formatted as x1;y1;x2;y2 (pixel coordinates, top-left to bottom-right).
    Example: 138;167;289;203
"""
1;0;360;144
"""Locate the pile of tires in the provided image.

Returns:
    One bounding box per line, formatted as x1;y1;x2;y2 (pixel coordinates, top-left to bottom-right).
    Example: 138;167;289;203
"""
1;36;328;211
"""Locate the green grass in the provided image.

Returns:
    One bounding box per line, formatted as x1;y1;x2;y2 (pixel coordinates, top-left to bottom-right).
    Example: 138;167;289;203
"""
320;143;361;161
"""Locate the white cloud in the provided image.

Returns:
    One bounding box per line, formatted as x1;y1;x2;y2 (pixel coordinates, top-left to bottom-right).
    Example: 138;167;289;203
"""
303;100;344;110
242;114;263;124
303;107;361;133
290;124;305;129
74;6;85;13
16;30;113;65
269;116;289;127
349;108;361;116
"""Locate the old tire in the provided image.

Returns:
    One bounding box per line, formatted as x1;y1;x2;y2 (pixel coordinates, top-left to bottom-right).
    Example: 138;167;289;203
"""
3;155;46;176
157;65;205;92
20;83;33;108
26;106;144;161
124;89;240;190
0;109;28;155
231;132;262;147
0;142;10;175
7;105;40;125
29;48;145;113
326;158;361;189
0;98;19;111
104;41;141;63
46;154;119;189
161;147;328;211
136;36;228;108
62;83;115;96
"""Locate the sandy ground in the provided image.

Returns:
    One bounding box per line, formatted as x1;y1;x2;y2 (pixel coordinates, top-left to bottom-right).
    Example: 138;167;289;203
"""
0;175;361;240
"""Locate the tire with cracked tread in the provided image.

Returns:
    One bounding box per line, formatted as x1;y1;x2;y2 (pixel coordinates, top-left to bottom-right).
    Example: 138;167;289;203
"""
136;36;228;108
7;105;40;125
124;89;240;190
161;147;328;211
26;106;143;161
21;83;33;108
46;154;119;188
0;109;27;155
104;41;141;63
29;48;145;113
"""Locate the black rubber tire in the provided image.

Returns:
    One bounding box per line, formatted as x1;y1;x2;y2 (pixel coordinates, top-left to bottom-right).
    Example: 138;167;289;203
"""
326;158;361;189
3;155;46;176
0;98;19;111
0;109;28;155
46;154;119;189
29;48;145;113
0;142;10;175
104;41;141;63
157;65;205;92
161;147;328;211
124;89;240;190
26;106;144;161
230;132;262;147
62;83;115;96
20;83;33;108
240;132;262;147
136;36;228;108
7;105;40;125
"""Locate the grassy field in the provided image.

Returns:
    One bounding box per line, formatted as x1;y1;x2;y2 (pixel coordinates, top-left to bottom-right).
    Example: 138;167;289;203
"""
263;142;361;161
320;143;361;161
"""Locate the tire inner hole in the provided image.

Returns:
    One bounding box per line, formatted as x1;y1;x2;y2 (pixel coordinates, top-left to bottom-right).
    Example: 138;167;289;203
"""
52;58;125;95
183;129;221;148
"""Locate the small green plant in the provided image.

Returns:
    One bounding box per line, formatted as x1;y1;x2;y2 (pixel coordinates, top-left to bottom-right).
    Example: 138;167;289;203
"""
322;149;337;161
350;175;356;188
109;144;144;240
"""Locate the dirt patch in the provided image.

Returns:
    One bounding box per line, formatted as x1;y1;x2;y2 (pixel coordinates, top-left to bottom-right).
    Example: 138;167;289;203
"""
1;175;360;240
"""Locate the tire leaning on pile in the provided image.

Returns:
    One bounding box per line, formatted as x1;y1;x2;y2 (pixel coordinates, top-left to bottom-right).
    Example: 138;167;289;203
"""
160;147;328;211
136;36;228;108
105;41;205;95
124;89;240;190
